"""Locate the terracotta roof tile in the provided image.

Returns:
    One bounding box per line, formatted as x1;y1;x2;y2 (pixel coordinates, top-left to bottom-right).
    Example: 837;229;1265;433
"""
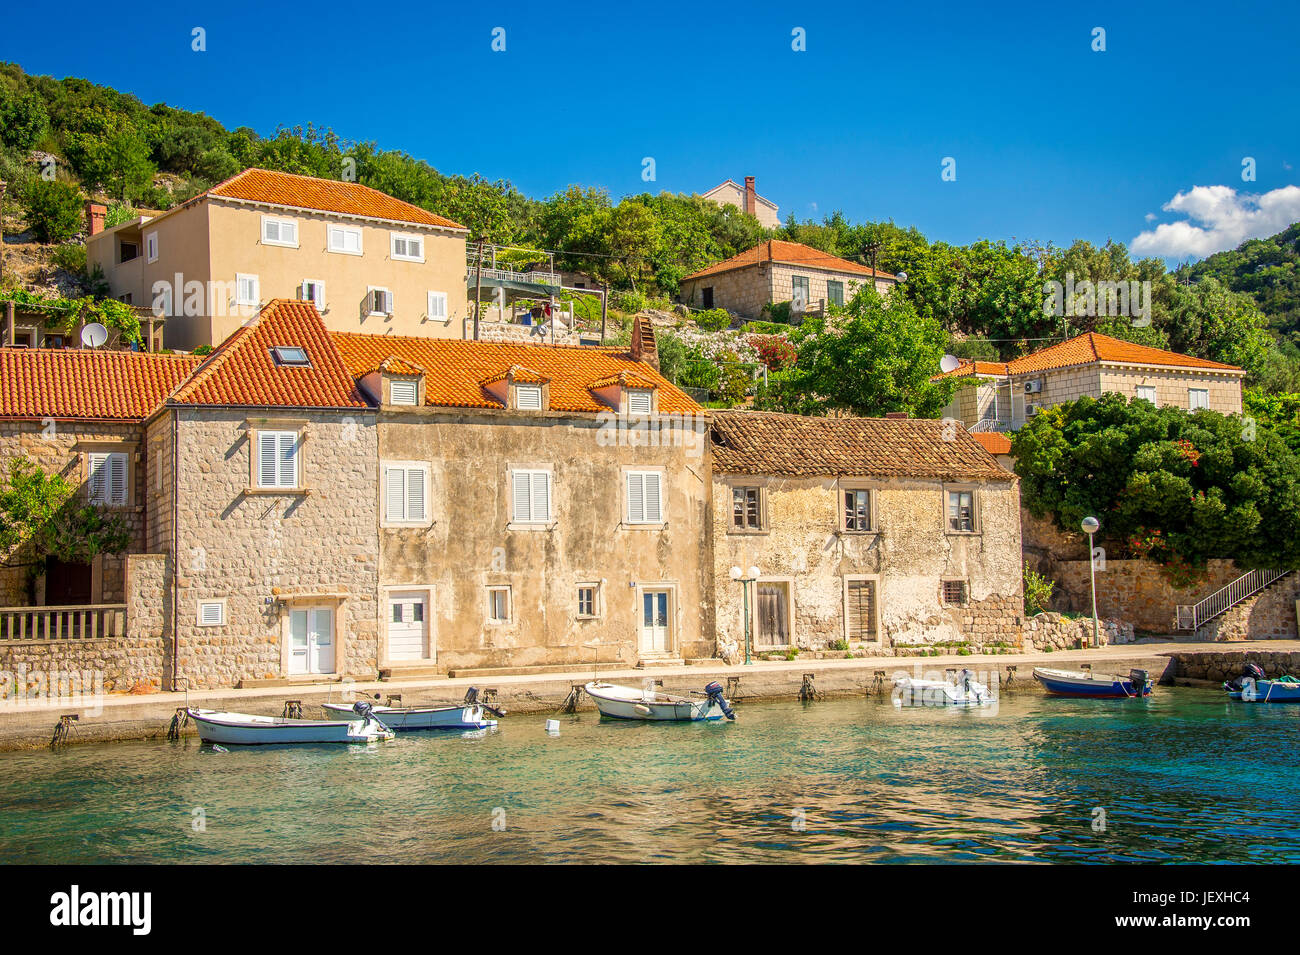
170;300;369;409
0;349;201;420
970;431;1013;456
931;359;1009;381
1004;332;1243;375
710;410;1010;480
207;168;464;231
331;334;701;415
481;365;550;386
589;370;660;390
683;239;898;282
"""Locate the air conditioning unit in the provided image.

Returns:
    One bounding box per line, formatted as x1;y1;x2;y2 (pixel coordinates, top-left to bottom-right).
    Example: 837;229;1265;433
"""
1024;379;1044;394
1026;402;1042;416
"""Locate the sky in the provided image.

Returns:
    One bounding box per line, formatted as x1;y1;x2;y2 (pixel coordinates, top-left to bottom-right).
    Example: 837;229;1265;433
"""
3;0;1298;263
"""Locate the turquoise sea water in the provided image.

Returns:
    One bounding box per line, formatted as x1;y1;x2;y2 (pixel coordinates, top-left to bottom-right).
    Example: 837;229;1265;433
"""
0;687;1295;864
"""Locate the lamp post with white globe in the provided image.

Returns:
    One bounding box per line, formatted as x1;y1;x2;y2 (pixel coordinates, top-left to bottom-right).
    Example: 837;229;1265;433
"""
728;565;761;665
1082;516;1100;647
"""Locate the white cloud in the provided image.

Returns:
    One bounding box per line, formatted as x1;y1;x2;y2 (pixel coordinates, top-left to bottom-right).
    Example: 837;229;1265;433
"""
1130;184;1300;260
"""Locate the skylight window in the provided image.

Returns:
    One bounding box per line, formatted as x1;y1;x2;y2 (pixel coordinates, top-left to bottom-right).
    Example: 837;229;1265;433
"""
271;346;310;367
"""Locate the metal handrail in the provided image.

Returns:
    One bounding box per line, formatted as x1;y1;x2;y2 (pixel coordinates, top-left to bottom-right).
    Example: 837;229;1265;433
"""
1176;569;1292;631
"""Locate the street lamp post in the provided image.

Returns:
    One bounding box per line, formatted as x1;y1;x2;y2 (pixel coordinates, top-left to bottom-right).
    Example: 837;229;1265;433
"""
728;565;761;665
1082;516;1100;647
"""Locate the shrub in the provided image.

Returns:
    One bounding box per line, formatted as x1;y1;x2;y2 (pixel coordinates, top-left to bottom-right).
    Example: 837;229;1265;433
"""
612;289;646;313
23;179;84;243
748;334;796;372
693;308;732;332
761;300;795;324
1023;562;1055;616
51;244;86;275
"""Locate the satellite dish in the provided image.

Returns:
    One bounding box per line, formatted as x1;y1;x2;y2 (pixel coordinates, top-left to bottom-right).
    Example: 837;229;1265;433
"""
80;323;108;348
895;271;908;282
939;354;961;374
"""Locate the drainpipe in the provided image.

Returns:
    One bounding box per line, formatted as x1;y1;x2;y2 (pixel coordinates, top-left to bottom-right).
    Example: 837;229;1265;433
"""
170;410;181;691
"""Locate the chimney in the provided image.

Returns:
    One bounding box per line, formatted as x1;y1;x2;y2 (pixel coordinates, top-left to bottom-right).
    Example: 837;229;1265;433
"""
743;176;756;217
85;201;107;237
630;314;659;371
885;411;909;419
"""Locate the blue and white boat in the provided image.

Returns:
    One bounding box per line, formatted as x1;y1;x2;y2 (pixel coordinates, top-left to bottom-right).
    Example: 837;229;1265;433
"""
1033;667;1152;698
584;681;736;721
1224;664;1300;702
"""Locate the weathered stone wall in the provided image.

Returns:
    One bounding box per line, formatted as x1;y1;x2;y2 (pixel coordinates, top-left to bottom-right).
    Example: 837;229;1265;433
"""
712;474;1024;653
377;408;713;671
0;419;148;605
171;409;379;688
767;263;892;311
1023;612;1135;651
679;264;773;319
1199;574;1300;641
1098;367;1243;415
1046;558;1240;634
1173;650;1300;682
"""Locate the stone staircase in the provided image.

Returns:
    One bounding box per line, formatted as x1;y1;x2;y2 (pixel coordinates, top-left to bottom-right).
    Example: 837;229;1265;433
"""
1176;569;1296;639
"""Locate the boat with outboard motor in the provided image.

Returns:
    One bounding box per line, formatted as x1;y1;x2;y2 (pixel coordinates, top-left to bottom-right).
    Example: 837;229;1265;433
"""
186;701;395;745
892;669;994;706
1224;663;1300;702
1033;666;1153;698
584;680;736;721
321;686;504;731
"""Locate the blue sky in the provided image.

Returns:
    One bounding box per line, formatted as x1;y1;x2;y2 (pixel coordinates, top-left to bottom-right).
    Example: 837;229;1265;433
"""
3;0;1298;262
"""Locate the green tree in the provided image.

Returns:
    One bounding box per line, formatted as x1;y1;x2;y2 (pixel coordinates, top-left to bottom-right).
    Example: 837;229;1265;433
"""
23;178;84;243
0;457;131;572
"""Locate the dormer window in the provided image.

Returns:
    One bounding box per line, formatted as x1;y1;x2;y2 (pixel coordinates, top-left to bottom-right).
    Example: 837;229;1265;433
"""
390;379;418;405
628;389;653;415
271;346;310;367
516;384;543;410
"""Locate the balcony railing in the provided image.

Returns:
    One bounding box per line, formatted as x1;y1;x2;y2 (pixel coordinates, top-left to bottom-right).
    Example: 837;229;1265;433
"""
1175;569;1292;631
467;266;562;286
0;604;127;641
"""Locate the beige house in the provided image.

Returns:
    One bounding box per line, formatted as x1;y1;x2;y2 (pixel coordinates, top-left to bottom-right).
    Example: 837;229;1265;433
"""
710;410;1024;653
700;176;780;229
937;332;1246;434
85;168;469;351
678;239;899;320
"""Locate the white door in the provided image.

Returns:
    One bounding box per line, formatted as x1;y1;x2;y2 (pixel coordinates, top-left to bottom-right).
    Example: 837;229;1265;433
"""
640;590;670;653
387;592;428;662
289;607;335;675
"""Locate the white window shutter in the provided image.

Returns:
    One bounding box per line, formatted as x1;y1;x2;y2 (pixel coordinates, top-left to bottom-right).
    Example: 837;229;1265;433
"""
88;453;108;503
531;473;550;522
643;473;661;523
385;467;406;522
406;468;425;521
257;434;277;487
627;473;644;523
109;453;128;505
278;432;297;488
512;472;531;522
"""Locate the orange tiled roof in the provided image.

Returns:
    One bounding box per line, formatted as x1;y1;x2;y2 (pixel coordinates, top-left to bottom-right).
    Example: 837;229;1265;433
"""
970;431;1013;456
710;410;1010;480
481;365;550;386
1005;333;1243;375
206;168;464;231
169;300;369;409
589;370;660;390
375;356;426;376
931;359;1009;381
682;239;898;282
331;333;702;415
0;349;202;420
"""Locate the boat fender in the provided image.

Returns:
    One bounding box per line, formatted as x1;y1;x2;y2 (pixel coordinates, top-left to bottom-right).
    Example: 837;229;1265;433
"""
705;681;737;721
634;703;652;715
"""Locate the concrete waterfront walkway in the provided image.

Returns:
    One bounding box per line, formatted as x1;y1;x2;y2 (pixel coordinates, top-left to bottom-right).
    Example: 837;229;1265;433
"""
2;639;1296;750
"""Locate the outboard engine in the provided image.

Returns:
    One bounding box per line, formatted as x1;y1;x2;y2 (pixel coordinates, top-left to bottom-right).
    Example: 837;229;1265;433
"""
352;700;374;722
463;685;507;718
704;681;736;721
1224;662;1266;693
1128;669;1150;695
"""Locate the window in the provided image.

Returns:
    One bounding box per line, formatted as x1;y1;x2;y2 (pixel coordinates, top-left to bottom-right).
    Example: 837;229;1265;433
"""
328;225;363;255
732;486;762;530
511;470;551;523
197;600;226;627
391;233;425;262
1189;388;1210;411
427;291;448;321
261;216;298;247
487;587;511;623
236;273;259;307
942;580;968;606
843;488;872;531
271;346;310;367
845;579;877;641
383;464;428;523
626;471;663;524
367;288;393;316
827;279;845;307
300;280;326;309
1135;385;1157;404
515;385;543;410
389;379;418;405
87;452;128;506
256;430;299;489
119;241;138;263
577;584;599;618
947;489;975;532
791;275;810;307
145;231;158;263
627;389;653;415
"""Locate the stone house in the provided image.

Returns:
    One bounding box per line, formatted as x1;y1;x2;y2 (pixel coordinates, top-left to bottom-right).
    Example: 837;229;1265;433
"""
678;240;898;320
85;168;469;351
709;410;1024;653
937;332;1245;434
699;176;780;229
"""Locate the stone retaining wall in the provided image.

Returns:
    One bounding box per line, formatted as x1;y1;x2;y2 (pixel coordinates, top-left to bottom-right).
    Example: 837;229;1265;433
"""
1172;650;1300;682
1023;612;1135;650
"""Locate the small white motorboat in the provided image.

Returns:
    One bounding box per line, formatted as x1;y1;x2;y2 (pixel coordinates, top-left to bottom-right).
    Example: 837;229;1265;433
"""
893;669;994;707
186;702;395;746
320;701;496;730
584;680;736;722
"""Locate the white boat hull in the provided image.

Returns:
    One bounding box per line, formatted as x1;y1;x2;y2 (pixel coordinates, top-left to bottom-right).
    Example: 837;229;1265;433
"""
320;702;495;730
893;675;994;707
584;682;729;722
186;708;393;745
